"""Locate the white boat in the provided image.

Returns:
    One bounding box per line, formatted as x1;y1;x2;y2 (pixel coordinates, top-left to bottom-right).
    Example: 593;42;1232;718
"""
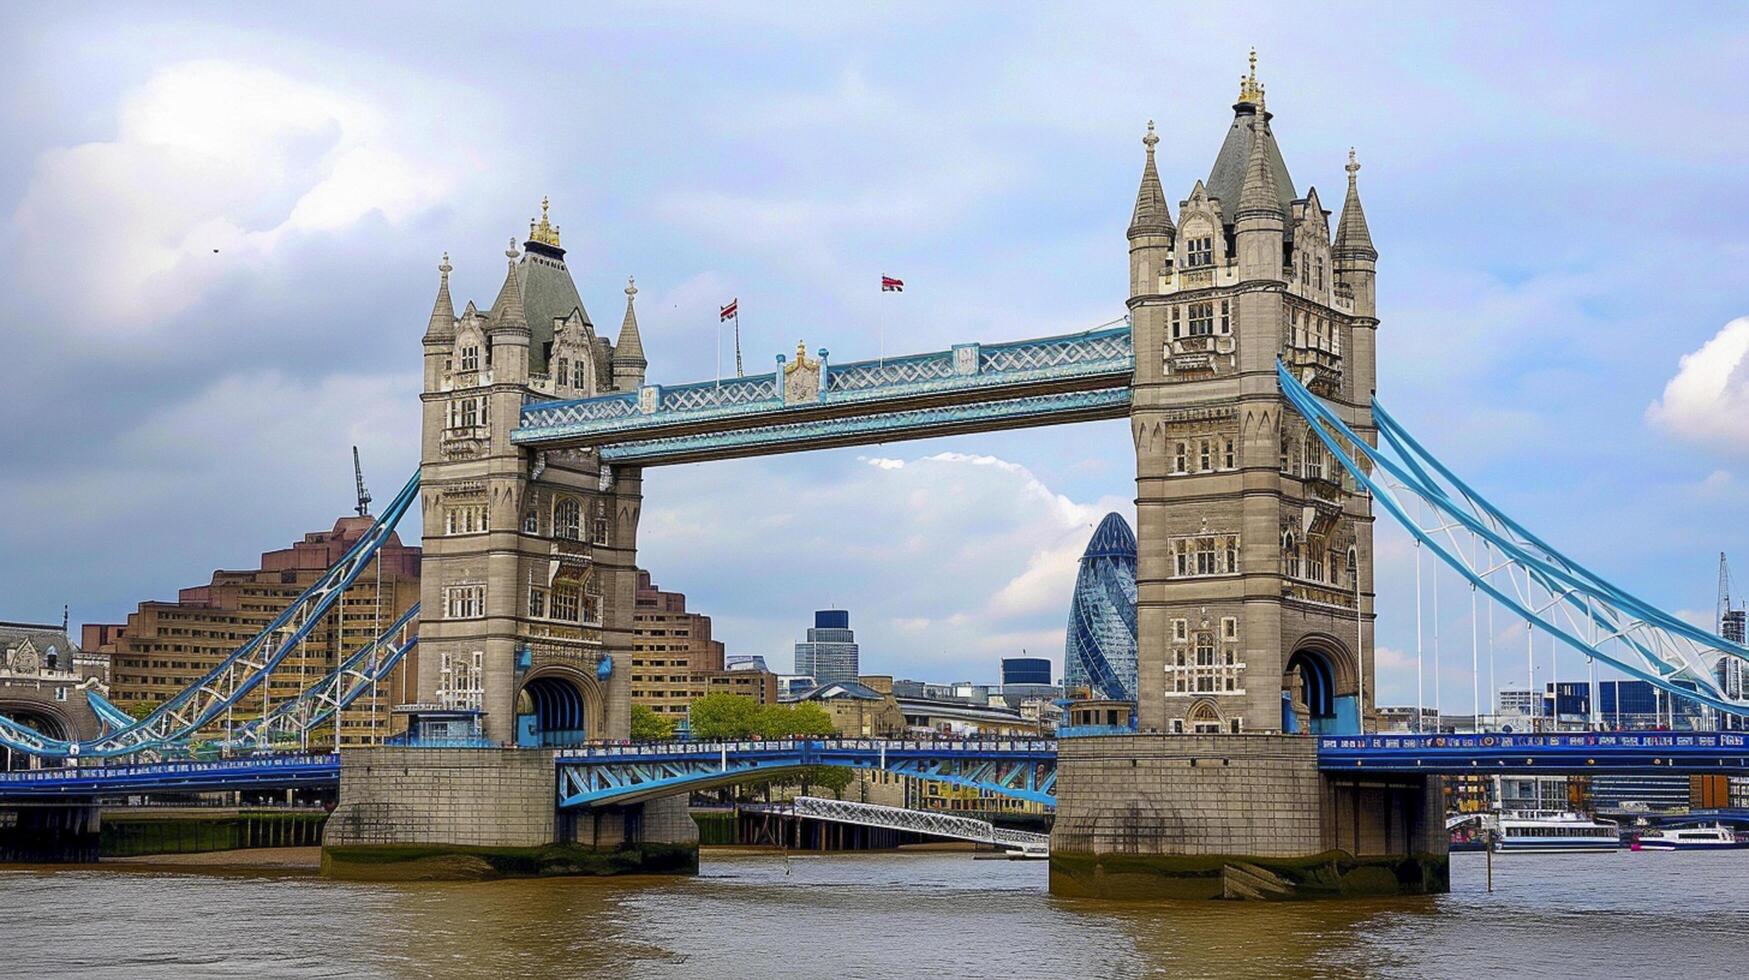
1634;823;1748;851
1494;811;1620;853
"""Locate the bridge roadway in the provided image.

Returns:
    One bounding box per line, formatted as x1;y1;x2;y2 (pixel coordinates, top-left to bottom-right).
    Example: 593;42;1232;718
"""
1;733;1745;804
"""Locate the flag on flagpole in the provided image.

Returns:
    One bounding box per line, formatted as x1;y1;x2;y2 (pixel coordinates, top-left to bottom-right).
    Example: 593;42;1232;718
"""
881;276;904;292
719;298;738;321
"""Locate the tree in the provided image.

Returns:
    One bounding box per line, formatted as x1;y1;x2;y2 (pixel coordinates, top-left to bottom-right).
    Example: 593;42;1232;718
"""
630;704;675;742
687;693;761;740
119;700;157;721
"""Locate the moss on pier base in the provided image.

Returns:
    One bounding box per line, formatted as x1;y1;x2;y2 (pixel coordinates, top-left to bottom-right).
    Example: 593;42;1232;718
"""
1049;849;1449;901
321;841;698;882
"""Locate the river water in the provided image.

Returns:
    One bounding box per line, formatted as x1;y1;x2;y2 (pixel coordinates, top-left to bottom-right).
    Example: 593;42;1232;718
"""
3;850;1744;979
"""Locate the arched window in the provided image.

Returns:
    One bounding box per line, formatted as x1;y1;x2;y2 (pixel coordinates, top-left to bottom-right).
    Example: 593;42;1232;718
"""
553;497;582;541
557;357;570;389
1223;437;1236;469
1283;530;1300;579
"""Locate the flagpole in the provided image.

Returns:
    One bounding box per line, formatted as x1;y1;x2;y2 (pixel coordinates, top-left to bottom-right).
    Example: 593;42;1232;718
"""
715;310;722;390
734;311;744;378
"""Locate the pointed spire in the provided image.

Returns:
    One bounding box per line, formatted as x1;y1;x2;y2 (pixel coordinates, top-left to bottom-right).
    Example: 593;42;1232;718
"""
423;252;456;341
613;275;646;366
1128;120;1174;239
489;238;528;333
1237;47;1262;106
1335;148;1376;258
1236;90;1283;221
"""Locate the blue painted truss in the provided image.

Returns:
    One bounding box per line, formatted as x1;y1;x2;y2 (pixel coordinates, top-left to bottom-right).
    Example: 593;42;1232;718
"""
1278;361;1749;718
554;738;1060;808
513;324;1133;462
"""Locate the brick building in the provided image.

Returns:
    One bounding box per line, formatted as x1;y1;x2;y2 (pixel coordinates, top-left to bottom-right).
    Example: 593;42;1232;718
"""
629;570;776;724
91;516;421;747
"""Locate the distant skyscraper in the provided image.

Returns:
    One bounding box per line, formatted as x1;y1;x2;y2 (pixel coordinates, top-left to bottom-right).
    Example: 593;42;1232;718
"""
1001;657;1052;686
1064;513;1138;701
794;609;859;686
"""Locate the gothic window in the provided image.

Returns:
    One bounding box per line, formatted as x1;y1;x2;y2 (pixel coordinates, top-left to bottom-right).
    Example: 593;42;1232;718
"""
551;586;581;622
450;398;479;429
591;514;610;545
1315;256;1325;290
1223;437;1236;469
1172;618;1188;642
444;504;488;535
553;497;582;541
1187;236;1214;268
1219;299;1231;334
1308;549;1326;583
1188;302;1214;336
1283;530;1301;579
557;357;569;388
443;584;485;619
1173;441;1188;474
573;360;588;390
523;508;540;535
528;587;546;618
1221;616;1238;641
1171;534;1240;577
1222;534;1239;573
1198;439;1212;472
1170;306;1182;340
1279;429;1291;471
1304;439;1325;481
459;344;479;372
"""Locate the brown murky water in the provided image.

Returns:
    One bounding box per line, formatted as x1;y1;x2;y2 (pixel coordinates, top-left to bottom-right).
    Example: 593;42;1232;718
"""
2;849;1744;978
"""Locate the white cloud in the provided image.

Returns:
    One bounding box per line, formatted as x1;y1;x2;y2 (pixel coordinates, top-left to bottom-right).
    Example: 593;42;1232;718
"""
636;444;1131;679
11;59;461;330
1646;317;1749;452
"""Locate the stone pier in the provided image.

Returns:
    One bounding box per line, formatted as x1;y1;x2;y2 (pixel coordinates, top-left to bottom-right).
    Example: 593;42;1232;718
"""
1050;734;1447;900
321;748;696;880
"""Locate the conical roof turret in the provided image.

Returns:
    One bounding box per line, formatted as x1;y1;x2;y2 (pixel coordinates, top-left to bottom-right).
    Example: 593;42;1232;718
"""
1334;148;1376;259
488;238;529;334
613;276;647;367
423;252;456;342
1128;121;1174;238
1236;93;1283;222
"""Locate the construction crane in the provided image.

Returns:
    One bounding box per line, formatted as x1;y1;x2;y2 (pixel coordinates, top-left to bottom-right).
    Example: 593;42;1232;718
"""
352;446;372;518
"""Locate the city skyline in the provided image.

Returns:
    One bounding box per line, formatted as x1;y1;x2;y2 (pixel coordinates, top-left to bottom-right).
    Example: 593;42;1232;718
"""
4;5;1749;702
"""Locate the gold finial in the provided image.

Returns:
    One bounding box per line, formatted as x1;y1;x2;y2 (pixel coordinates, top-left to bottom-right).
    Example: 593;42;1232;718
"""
506;237;520;260
1346;147;1361;182
625;274;637;299
529;195;561;247
1142;119;1159;152
439;252;452;278
796;339;808;359
1238;47;1263;105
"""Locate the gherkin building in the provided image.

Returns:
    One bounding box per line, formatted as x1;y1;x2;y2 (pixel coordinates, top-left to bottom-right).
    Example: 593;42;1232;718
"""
1063;512;1138;701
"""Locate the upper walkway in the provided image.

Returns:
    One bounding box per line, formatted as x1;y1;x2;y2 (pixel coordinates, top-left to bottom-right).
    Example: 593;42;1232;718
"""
512;325;1133;464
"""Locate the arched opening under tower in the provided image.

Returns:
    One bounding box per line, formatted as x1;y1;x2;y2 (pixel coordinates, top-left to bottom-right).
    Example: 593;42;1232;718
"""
0;705;70;771
515;669;597;748
1282;645;1357;735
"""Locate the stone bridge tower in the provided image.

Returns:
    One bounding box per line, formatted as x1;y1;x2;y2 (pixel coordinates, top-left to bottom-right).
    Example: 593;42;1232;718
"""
1126;55;1379;737
413;202;647;746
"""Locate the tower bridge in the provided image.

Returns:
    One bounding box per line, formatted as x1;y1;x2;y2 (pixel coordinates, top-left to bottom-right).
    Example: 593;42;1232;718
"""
3;55;1748;898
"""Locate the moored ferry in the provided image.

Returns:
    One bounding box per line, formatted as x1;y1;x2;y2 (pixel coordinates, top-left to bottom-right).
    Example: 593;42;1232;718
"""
1633;823;1748;851
1495;811;1620;853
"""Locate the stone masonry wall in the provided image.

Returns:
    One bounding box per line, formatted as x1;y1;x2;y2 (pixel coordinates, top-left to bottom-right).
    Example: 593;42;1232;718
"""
325;748;556;848
1053;734;1324;858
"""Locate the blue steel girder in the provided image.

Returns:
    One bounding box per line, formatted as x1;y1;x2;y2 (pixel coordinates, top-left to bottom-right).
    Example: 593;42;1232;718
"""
554;739;1059;808
512;324;1133;463
1319;732;1749;775
1276;362;1749;718
0;754;340;798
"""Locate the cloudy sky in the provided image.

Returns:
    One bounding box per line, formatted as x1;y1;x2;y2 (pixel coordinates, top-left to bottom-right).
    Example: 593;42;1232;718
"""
4;3;1748;708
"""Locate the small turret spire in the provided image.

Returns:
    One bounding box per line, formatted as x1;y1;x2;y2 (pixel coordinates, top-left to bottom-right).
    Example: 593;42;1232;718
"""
1335;147;1376;258
611;274;647;389
423;251;456;341
1128;120;1174;239
1236;95;1282;219
489;239;528;332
